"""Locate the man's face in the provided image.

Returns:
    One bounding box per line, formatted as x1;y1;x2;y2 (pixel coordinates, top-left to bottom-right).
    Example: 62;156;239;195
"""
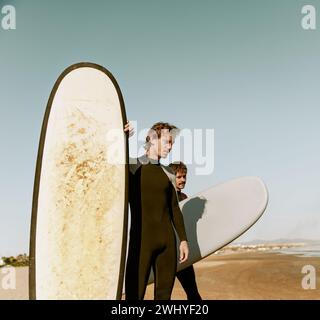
175;170;187;191
150;130;174;159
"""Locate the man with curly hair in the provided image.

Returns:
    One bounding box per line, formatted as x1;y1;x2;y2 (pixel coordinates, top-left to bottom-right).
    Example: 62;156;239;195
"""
124;121;189;300
169;161;202;301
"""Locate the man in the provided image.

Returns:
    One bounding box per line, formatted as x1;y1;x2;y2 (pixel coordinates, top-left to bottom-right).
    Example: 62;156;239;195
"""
169;161;202;301
124;121;189;300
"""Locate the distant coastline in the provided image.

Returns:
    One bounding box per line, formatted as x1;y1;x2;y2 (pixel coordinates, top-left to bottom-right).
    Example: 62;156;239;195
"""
216;239;320;257
215;242;306;255
1;239;319;268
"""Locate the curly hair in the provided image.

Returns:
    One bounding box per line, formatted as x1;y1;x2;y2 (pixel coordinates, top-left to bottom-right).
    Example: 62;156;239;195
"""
144;122;180;150
169;161;188;175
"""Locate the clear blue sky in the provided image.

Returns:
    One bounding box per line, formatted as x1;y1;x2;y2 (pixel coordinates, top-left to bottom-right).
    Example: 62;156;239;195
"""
1;0;319;255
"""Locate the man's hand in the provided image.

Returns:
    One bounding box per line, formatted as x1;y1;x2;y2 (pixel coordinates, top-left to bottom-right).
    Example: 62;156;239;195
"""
179;240;189;263
124;121;134;137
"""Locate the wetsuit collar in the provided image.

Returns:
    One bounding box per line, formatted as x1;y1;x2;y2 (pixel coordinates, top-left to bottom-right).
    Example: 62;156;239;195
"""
134;155;176;188
139;154;160;165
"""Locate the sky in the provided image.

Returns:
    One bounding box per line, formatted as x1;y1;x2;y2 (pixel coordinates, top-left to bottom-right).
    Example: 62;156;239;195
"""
0;0;320;255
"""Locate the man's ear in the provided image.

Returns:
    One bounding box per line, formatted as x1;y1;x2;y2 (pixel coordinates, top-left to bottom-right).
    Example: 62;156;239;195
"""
149;135;159;146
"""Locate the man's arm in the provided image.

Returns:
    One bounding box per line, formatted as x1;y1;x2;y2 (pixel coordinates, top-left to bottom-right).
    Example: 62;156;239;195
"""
170;184;188;242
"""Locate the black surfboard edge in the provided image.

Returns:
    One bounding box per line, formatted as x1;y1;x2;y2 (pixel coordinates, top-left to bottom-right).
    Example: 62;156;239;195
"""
29;62;129;300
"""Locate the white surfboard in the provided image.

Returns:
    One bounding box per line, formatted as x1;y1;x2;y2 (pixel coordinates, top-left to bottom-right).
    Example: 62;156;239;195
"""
144;176;268;284
29;63;129;300
176;176;268;269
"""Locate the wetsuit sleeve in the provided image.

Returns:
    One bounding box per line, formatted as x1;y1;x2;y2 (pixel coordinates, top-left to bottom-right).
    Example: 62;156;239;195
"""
128;157;139;206
171;185;188;242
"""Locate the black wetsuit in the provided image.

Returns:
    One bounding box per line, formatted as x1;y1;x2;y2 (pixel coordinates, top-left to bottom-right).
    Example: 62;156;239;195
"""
176;191;202;301
125;155;187;300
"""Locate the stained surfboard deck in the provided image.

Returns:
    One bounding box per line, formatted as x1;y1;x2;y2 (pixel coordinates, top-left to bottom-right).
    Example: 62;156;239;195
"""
29;63;129;300
144;176;269;285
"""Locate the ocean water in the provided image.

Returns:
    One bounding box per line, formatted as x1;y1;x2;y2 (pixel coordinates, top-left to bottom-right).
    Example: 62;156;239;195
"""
278;244;320;258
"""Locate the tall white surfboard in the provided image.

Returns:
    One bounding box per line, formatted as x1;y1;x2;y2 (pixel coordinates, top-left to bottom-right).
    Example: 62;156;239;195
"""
29;63;129;300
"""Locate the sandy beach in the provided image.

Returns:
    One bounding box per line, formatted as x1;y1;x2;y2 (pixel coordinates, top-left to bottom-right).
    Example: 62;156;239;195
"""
145;251;320;300
1;251;319;300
